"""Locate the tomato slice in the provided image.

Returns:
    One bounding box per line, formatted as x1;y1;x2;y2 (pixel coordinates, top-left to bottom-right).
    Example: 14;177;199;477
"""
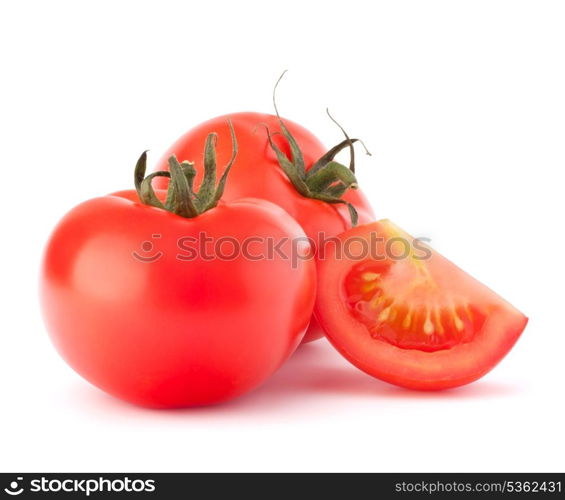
315;219;527;390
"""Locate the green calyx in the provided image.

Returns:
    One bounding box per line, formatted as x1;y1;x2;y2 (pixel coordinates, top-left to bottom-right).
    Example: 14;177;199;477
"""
134;120;237;218
266;72;371;227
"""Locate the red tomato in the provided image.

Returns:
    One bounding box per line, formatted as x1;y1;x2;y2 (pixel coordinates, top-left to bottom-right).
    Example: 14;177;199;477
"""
41;139;316;408
315;220;527;390
155;112;375;341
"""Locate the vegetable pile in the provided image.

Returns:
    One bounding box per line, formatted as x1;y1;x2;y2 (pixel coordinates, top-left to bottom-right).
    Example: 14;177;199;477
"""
40;77;527;408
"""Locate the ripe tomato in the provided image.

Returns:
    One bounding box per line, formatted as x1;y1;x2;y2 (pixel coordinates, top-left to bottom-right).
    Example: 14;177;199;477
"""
41;133;316;408
155;112;375;341
315;220;527;390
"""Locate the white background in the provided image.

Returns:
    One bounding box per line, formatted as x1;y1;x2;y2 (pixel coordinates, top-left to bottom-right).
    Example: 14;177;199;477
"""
1;0;563;473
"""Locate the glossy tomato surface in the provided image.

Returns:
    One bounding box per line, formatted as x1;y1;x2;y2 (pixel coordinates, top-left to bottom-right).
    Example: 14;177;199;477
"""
41;193;316;407
155;112;375;341
315;220;527;390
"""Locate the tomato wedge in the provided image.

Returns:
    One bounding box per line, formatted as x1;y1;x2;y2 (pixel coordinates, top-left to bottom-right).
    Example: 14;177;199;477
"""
315;220;528;390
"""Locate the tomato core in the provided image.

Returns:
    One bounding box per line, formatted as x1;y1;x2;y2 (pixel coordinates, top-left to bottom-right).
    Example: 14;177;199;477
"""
344;259;487;353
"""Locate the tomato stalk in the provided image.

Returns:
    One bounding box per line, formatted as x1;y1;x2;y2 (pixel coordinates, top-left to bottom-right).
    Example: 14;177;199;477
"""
266;71;371;226
134;120;237;217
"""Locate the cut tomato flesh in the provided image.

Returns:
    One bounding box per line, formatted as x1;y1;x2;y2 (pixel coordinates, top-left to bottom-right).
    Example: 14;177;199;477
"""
315;219;527;390
345;261;486;352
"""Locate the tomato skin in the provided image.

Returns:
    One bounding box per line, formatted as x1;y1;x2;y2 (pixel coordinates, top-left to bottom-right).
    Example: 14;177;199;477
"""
315;220;527;390
154;112;375;342
41;194;316;408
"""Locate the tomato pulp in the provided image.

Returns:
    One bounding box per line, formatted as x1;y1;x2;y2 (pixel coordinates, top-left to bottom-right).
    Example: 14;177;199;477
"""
315;220;527;390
